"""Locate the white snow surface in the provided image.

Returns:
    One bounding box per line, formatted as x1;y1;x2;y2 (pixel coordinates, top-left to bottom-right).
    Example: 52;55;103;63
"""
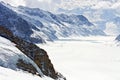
38;36;120;80
0;66;53;80
0;66;43;80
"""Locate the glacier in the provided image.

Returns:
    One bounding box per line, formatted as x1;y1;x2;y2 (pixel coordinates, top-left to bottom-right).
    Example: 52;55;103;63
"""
38;36;120;80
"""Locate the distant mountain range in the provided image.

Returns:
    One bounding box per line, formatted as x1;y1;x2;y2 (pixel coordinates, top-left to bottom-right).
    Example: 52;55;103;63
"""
0;2;105;43
58;7;120;36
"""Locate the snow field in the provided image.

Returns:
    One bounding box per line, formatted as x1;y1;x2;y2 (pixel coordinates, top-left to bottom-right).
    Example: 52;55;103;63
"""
38;36;120;80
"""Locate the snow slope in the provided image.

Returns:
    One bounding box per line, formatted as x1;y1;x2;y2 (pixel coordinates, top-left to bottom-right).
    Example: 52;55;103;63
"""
0;66;54;80
38;36;120;80
0;66;43;80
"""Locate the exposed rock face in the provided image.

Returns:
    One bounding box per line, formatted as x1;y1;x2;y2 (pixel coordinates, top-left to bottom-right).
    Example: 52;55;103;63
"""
0;26;66;80
116;35;120;41
16;59;38;75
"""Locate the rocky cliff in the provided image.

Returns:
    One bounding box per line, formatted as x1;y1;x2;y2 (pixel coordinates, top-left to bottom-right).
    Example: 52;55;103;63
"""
0;26;66;80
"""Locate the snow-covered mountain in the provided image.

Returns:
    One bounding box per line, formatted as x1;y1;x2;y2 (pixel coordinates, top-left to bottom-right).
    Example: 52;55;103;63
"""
58;7;120;36
16;6;105;37
0;26;66;80
0;2;45;43
0;2;105;44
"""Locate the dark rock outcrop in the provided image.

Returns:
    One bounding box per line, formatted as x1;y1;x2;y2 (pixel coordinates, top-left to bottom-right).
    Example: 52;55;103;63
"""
16;59;39;75
116;35;120;41
0;26;66;80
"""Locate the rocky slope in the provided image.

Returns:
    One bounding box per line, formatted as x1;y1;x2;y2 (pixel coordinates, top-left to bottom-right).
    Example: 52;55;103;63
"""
0;26;66;80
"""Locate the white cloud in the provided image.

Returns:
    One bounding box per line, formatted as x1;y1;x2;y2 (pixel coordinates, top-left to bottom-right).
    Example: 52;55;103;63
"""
58;0;120;10
59;0;98;10
0;0;59;12
104;22;119;35
83;10;103;22
1;0;120;13
111;2;120;9
112;2;120;17
19;0;53;11
0;0;26;6
23;0;60;12
91;1;112;9
37;0;52;3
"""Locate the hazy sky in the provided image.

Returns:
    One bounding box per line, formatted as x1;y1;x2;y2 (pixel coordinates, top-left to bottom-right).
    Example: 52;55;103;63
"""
1;0;120;12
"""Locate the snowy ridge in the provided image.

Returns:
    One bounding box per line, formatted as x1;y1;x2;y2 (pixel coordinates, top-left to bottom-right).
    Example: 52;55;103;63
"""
0;2;105;44
16;6;105;38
